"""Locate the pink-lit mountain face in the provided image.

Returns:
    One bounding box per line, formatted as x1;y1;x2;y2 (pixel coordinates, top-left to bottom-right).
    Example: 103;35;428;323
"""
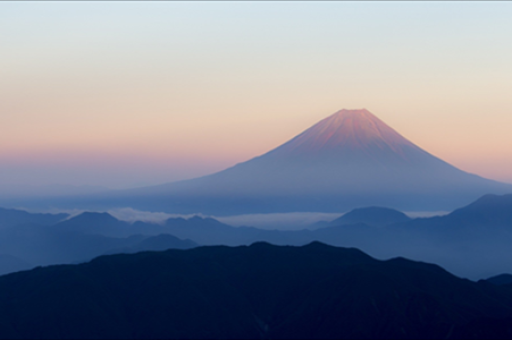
98;109;512;214
265;109;433;166
271;109;416;158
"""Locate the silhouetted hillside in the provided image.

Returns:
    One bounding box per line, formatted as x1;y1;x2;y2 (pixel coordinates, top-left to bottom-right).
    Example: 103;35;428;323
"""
52;212;133;237
0;207;67;229
329;206;411;227
53;212;254;240
161;216;264;245
104;234;197;254
487;274;512;286
0;212;240;275
0;254;32;276
0;224;146;266
0;243;511;339
401;194;512;231
0;214;201;272
446;194;512;227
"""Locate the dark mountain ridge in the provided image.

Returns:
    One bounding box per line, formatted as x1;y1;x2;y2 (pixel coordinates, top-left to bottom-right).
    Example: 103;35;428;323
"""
487;274;512;286
0;254;32;276
0;242;511;339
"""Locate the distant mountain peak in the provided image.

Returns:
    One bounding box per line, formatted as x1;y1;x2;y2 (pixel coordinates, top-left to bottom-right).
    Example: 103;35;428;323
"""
93;108;512;215
331;108;371;118
268;108;418;160
330;206;411;227
68;212;119;224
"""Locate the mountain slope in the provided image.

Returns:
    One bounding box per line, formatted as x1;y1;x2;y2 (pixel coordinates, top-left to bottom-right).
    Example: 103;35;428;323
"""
52;212;134;237
329;206;411;227
0;207;68;229
104;234;197;254
0;254;33;276
0;243;511;339
446;194;512;227
487;274;512;286
0;212;204;271
83;108;511;215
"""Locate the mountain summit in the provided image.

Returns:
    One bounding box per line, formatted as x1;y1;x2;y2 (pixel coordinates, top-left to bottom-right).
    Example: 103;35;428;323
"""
90;109;512;214
266;109;439;168
271;109;415;158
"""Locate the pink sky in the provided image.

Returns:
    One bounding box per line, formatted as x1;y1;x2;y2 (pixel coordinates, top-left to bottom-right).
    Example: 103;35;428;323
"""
1;2;511;189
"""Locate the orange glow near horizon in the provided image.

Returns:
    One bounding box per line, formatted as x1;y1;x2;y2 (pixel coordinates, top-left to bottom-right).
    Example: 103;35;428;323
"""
0;105;511;188
1;2;511;188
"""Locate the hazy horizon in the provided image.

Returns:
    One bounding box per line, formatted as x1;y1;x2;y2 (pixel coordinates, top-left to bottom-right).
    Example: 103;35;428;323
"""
1;1;512;190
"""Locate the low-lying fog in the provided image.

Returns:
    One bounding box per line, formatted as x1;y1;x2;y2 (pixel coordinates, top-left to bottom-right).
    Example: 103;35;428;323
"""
21;207;449;230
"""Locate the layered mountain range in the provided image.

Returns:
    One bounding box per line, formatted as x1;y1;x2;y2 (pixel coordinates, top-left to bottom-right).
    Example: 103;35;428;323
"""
2;193;512;279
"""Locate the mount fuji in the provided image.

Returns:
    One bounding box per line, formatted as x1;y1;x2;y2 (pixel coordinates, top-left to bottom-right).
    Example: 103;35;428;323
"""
76;109;512;214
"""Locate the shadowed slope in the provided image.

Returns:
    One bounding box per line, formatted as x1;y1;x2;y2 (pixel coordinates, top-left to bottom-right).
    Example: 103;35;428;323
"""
0;208;68;229
0;254;32;276
104;234;197;254
0;212;204;271
329;206;411;227
487;274;512;286
0;243;511;339
446;194;512;226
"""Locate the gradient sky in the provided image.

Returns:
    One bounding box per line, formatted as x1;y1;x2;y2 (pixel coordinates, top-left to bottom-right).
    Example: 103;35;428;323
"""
1;1;512;189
